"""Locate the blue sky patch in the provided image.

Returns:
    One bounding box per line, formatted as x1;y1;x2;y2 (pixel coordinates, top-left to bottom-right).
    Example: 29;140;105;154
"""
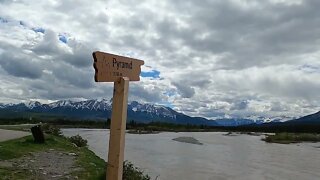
141;70;160;79
58;34;67;43
32;27;45;33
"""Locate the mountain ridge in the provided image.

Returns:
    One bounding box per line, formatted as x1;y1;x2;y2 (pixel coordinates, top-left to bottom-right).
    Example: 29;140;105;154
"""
283;111;320;124
0;99;219;126
0;99;317;126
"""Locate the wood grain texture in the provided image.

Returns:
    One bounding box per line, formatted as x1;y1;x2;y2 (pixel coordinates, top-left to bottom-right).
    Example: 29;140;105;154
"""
107;77;129;180
93;51;144;82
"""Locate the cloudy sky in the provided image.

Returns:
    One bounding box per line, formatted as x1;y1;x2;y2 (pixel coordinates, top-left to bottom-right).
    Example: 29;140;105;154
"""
0;0;320;119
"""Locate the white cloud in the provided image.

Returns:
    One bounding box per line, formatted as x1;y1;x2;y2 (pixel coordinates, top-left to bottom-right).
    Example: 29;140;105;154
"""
0;0;319;119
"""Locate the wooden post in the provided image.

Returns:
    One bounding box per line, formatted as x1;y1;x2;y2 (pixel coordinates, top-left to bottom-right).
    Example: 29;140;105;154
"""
107;77;129;180
92;51;144;180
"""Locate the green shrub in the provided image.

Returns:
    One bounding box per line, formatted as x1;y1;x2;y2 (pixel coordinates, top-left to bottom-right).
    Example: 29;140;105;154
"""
41;124;62;136
69;134;88;147
123;161;150;180
263;133;320;143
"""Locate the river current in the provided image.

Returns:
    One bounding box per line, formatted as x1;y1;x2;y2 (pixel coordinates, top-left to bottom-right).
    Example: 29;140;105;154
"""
62;129;320;180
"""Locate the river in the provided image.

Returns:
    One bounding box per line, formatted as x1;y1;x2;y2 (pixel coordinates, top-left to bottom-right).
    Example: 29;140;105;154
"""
62;129;320;180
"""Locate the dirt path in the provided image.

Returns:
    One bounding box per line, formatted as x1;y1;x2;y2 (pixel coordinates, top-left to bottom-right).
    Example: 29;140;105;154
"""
0;150;81;179
0;129;31;142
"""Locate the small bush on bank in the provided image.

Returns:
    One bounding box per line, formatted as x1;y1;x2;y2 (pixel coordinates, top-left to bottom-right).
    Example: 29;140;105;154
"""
41;124;62;136
123;161;150;180
69;134;88;147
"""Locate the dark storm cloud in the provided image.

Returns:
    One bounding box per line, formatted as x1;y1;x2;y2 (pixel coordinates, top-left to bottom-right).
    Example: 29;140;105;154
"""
170;71;211;99
256;74;320;100
175;72;212;88
230;100;249;111
51;63;94;89
172;81;195;98
148;0;320;69
270;102;289;112
30;30;94;68
197;109;226;120
31;30;65;56
61;39;93;68
0;52;43;79
129;84;164;102
26;75;113;101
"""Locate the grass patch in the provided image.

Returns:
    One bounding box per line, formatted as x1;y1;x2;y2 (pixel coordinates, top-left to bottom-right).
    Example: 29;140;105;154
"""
0;124;35;131
0;134;150;179
0;135;104;179
263;133;320;144
0;135;71;160
0;167;33;179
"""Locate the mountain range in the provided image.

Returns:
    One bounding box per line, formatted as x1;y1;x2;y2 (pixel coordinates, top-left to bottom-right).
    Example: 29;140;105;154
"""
0;99;318;126
0;99;217;126
283;111;320;125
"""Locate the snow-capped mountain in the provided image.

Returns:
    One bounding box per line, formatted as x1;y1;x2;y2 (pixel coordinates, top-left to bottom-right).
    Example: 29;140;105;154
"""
48;99;112;110
285;111;320;124
129;101;176;119
2;99;303;126
25;101;42;109
0;99;218;126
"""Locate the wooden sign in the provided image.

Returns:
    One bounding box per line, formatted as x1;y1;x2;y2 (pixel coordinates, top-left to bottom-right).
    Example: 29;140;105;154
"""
92;51;144;180
93;51;144;82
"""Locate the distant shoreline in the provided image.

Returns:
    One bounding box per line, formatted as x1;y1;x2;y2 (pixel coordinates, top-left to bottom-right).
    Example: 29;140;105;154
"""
1;119;320;135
